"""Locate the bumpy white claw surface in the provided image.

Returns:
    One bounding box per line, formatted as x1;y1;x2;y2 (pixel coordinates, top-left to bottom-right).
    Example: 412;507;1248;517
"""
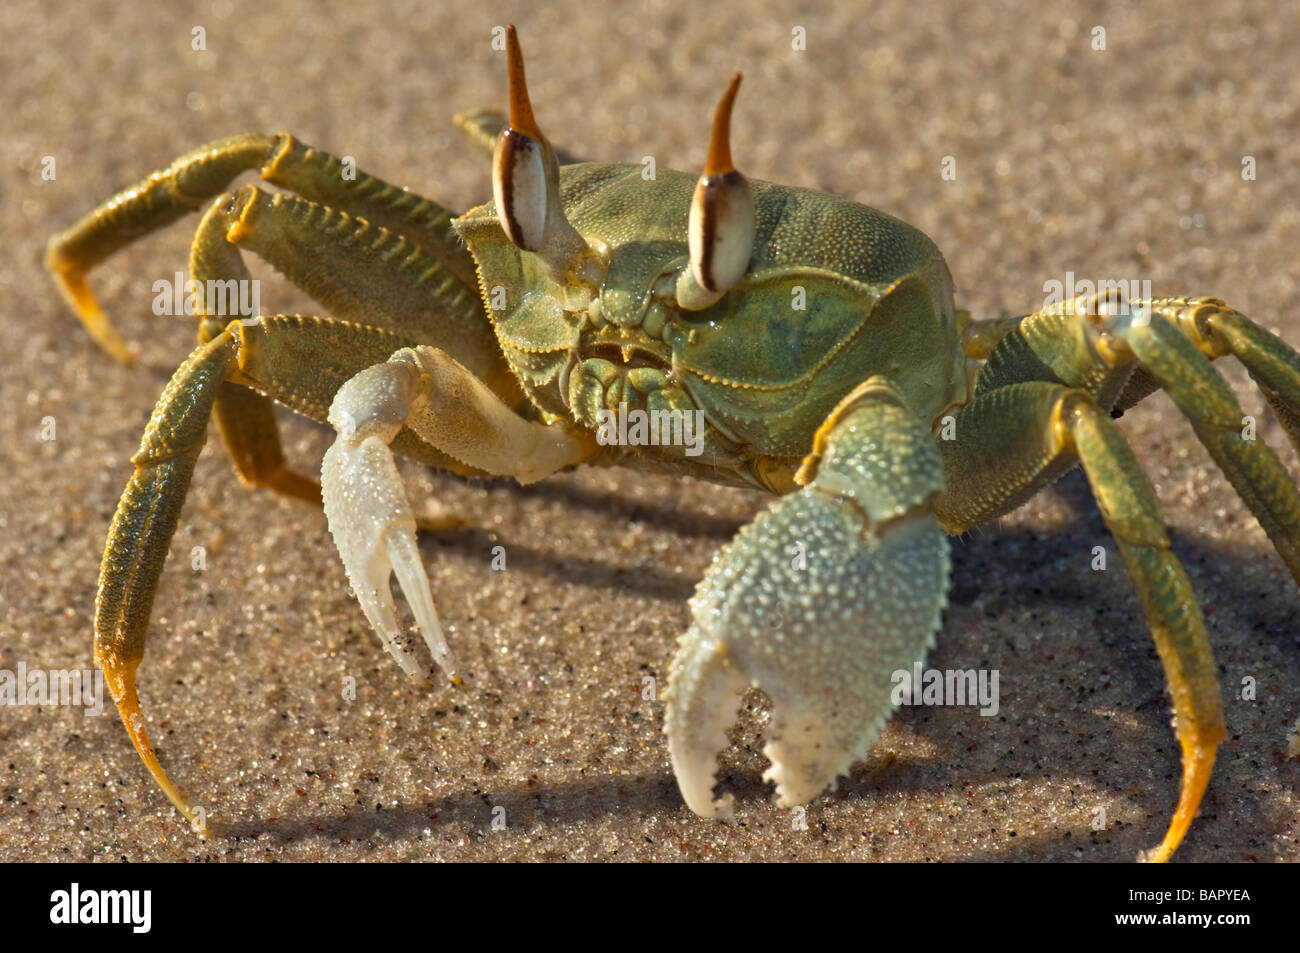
665;491;949;814
664;624;750;817
666;375;955;817
322;360;453;680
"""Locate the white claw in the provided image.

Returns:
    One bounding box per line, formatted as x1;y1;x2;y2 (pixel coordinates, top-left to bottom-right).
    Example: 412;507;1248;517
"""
322;361;454;680
664;489;949;817
663;624;748;817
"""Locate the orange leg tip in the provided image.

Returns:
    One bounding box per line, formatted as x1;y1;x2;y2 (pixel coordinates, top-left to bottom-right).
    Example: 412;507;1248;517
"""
52;268;138;365
110;666;199;830
1143;736;1219;862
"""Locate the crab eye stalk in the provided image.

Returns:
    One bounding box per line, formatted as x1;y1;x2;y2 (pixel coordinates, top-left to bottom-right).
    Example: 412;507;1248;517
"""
492;25;602;286
677;73;755;311
492;26;547;252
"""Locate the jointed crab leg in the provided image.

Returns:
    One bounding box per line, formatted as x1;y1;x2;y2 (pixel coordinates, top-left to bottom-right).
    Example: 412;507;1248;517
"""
46;135;271;363
947;292;1300;860
95;326;241;831
190;198;322;504
934;381;1224;862
972;298;1300;584
45;131;477;363
183;177;523;504
57;122;570;824
1168;299;1300;459
189;185;513;393
1116;311;1300;580
94;314;518;828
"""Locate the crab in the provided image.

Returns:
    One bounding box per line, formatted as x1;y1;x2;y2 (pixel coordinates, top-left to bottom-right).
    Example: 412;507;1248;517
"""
45;25;1300;862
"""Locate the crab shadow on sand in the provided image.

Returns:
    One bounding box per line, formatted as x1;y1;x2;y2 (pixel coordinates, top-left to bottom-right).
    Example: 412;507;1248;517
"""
214;466;1296;860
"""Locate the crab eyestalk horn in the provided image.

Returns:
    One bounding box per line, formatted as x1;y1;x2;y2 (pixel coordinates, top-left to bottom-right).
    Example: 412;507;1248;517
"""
677;73;756;311
493;25;601;286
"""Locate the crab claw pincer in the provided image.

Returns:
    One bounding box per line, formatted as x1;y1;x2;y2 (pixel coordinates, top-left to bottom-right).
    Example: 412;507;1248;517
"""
664;378;951;815
321;361;454;681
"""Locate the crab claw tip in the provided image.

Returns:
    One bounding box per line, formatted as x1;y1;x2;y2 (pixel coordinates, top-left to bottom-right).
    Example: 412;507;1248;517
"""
663;456;949;823
664;626;749;817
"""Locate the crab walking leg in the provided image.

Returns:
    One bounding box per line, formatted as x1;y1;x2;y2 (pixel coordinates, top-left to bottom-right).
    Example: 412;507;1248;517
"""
182;183;522;506
665;377;950;816
95;315;506;827
191;201;322;504
322;346;594;678
191;185;518;400
985;299;1300;585
94;326;242;832
201;373;325;504
46;135;270;362
934;382;1225;862
1174;300;1300;460
1087;299;1300;448
1113;312;1300;583
46;132;476;362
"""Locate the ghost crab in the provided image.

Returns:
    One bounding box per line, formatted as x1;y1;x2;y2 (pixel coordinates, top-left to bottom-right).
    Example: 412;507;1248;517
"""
46;25;1300;861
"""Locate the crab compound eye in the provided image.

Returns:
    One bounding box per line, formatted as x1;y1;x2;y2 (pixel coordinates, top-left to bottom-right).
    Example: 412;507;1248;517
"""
493;26;551;252
491;25;602;288
690;166;753;293
678;73;756;311
494;127;549;252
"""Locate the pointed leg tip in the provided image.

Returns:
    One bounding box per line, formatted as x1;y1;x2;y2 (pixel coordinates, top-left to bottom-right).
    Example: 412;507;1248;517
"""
1139;844;1172;864
110;675;201;834
1140;735;1218;862
50;267;139;364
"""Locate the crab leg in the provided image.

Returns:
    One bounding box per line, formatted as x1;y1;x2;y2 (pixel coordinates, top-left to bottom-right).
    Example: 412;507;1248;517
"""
94;327;241;831
977;298;1300;585
952;295;1300;860
182;178;523;508
934;381;1225;862
189;185;516;398
1168;299;1300;460
321;345;595;678
1115;312;1300;581
93;315;517;828
665;377;950;815
189;195;322;505
46;132;476;362
1099;300;1300;455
